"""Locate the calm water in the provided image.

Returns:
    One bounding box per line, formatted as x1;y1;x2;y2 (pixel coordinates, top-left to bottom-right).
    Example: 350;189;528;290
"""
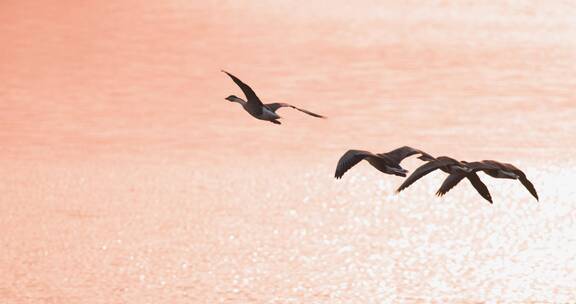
1;1;575;302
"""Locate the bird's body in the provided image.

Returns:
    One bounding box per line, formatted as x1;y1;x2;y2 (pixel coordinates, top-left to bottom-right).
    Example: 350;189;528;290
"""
365;154;408;176
226;95;281;120
478;160;522;179
334;146;433;179
222;70;325;124
260;107;282;121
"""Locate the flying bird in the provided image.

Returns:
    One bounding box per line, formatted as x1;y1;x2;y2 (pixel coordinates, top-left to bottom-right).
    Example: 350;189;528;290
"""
396;156;493;204
334;146;434;179
222;70;325;124
435;161;499;203
463;160;539;201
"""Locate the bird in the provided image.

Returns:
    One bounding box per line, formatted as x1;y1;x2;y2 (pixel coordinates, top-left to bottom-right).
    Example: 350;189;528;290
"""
435;161;498;203
396;156;493;204
222;70;325;124
462;160;539;201
334;146;434;179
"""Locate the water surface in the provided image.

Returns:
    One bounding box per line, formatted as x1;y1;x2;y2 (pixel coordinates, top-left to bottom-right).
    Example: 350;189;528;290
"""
1;1;575;302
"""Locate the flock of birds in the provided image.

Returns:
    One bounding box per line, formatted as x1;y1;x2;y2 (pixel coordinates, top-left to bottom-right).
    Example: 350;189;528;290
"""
222;70;539;204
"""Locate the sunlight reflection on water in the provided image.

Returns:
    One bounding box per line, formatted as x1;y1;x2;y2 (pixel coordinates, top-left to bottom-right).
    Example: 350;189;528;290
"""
1;0;576;303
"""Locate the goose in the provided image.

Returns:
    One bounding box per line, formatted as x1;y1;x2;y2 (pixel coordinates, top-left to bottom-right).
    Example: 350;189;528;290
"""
435;161;498;203
396;156;493;204
334;146;434;179
222;70;325;124
461;160;539;201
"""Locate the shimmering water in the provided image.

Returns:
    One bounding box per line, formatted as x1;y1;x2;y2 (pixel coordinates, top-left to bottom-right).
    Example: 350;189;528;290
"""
1;1;575;303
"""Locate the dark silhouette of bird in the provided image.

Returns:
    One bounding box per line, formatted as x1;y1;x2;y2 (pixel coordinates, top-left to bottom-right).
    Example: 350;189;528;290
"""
334;146;434;179
435;161;499;203
222;70;325;124
461;160;539;201
396;156;493;204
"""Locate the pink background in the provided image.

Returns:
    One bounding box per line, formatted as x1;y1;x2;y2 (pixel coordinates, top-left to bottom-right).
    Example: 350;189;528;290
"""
1;1;575;302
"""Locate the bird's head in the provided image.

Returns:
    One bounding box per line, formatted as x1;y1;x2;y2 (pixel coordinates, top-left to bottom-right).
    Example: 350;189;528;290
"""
225;95;238;102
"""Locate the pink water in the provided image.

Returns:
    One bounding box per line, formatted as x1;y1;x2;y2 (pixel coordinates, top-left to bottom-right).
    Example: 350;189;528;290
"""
1;1;575;302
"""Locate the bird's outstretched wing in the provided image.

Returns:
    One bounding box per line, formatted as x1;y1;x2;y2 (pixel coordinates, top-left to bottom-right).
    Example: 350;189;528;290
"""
436;173;466;197
519;174;539;201
222;70;263;114
436;172;493;204
396;158;456;193
466;173;493;204
334;150;375;179
436;161;493;203
265;103;325;118
383;146;434;165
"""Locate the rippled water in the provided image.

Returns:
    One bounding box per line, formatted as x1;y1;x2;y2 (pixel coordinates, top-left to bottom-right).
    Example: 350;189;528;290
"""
1;1;575;303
